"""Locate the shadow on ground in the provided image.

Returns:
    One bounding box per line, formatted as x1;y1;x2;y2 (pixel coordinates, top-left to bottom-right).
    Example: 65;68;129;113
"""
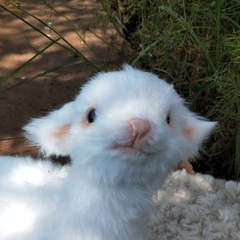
0;0;129;157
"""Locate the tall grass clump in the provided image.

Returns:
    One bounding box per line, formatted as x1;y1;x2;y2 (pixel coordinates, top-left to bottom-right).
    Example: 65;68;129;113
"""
100;0;240;179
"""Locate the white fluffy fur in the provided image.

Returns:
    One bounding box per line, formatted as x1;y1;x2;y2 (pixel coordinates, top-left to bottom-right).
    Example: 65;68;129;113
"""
150;170;240;240
0;65;216;240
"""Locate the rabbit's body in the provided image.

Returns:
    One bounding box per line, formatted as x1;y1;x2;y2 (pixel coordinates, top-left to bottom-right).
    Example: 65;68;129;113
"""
0;156;150;240
38;169;152;240
0;157;69;239
0;66;216;240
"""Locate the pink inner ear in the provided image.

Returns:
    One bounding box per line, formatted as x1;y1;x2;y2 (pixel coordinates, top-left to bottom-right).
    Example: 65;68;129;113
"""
53;124;71;138
183;127;196;137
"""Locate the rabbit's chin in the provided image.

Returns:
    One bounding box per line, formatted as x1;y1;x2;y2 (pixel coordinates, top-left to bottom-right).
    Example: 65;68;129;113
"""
108;147;160;165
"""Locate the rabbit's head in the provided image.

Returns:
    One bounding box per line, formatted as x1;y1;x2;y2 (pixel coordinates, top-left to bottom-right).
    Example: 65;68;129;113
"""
24;65;216;187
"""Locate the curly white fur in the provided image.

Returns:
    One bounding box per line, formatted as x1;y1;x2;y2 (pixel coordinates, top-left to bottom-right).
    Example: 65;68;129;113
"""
150;170;240;240
0;65;216;240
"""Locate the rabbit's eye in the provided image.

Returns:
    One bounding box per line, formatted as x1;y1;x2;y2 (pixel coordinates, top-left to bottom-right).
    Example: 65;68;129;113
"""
166;112;171;125
87;108;97;123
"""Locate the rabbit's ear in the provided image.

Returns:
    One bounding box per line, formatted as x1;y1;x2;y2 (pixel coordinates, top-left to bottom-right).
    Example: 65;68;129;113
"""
24;102;75;156
181;114;217;157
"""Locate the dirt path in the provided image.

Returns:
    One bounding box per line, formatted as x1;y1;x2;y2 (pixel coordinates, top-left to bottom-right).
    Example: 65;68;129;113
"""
0;0;127;157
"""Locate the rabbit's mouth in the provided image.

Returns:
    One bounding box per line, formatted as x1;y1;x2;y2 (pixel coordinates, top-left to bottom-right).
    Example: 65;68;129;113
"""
114;146;143;154
112;145;156;156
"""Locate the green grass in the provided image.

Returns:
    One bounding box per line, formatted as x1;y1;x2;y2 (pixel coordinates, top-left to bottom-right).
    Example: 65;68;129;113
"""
100;0;240;179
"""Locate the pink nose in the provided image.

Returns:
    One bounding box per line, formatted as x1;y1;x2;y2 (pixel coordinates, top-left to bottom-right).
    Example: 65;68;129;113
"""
129;118;152;148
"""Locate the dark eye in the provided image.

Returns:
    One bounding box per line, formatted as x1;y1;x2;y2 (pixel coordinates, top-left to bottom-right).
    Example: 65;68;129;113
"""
87;108;97;123
166;113;171;125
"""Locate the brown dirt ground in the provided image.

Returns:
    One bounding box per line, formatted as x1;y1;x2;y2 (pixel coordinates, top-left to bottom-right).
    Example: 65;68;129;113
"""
0;0;129;160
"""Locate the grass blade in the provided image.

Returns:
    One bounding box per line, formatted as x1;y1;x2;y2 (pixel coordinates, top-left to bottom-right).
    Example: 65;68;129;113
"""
132;38;163;65
0;2;99;71
159;6;216;73
0;59;84;94
0;38;61;88
235;101;240;178
0;4;72;53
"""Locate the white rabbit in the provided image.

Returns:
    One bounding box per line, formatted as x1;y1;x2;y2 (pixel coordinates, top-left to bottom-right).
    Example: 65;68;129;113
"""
0;65;216;240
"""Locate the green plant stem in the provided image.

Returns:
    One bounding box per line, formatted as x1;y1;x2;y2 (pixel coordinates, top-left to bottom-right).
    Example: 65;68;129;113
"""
235;101;240;178
42;1;96;52
0;2;99;71
0;59;84;94
159;5;216;73
132;38;163;65
0;4;71;52
0;38;61;88
215;0;221;68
